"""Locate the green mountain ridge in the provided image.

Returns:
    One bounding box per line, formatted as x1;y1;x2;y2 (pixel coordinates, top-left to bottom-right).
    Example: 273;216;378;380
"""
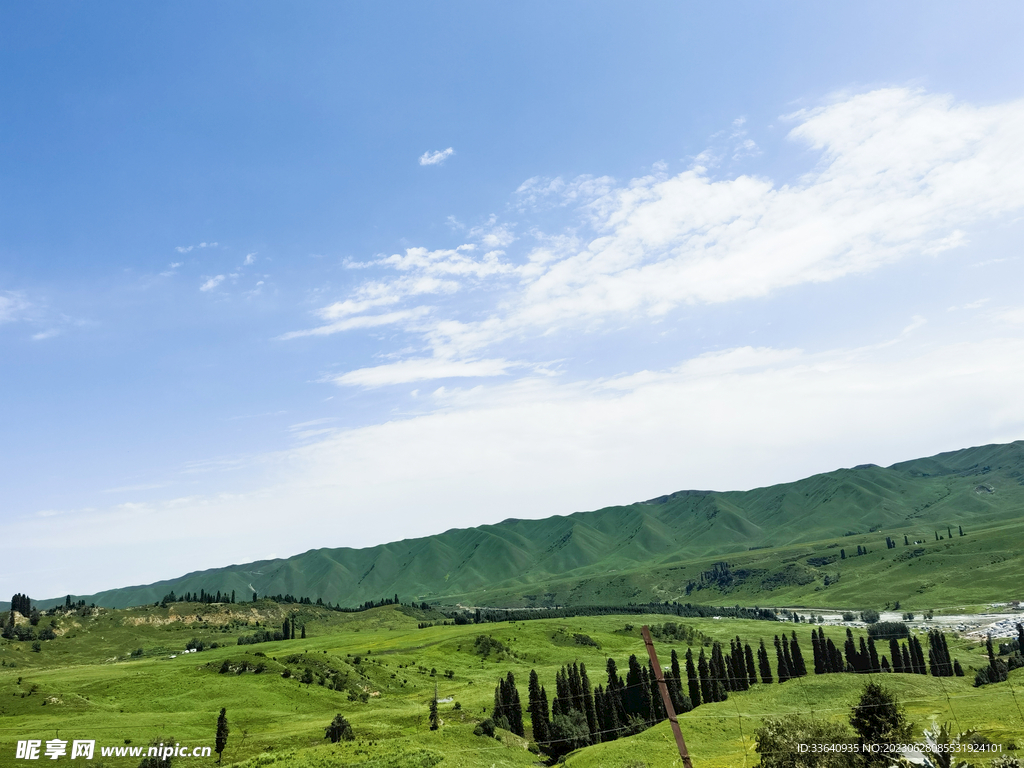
21;439;1024;611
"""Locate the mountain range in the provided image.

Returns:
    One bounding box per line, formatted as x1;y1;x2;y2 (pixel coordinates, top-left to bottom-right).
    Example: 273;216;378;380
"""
18;440;1024;611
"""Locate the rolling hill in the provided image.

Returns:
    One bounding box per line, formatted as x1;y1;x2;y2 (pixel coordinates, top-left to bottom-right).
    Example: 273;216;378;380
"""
20;439;1024;611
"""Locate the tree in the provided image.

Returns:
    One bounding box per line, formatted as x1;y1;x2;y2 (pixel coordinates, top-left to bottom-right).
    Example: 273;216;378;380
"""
849;683;910;763
215;708;229;764
546;709;591;760
755;715;859;767
775;636;791;683
789;632;807;677
528;670;550;745
429;684;440;730
758;639;773;684
325;714;354;742
685;648;701;707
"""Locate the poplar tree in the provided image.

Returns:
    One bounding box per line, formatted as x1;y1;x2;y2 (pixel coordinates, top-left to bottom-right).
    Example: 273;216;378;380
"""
790;632;807;677
697;649;713;704
775;636;791;683
528;670;550;745
758;639;773;684
685;648;701;707
744;643;758;687
215;708;229;764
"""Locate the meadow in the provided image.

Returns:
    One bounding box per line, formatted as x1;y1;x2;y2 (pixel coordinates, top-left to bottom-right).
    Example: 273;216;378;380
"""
3;601;1023;767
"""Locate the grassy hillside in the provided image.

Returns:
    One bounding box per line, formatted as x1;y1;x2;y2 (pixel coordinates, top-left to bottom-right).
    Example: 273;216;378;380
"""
2;603;1023;767
21;440;1024;612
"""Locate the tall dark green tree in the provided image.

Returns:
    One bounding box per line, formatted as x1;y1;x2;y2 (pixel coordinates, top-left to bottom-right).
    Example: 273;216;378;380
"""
528;670;550;745
849;683;910;763
215;708;229;764
890;638;903;674
580;663;598;742
789;632;807;677
744;643;758;687
757;639;773;684
325;714;354;742
697;649;713;704
867;637;881;673
429;684;440;730
774;636;791;683
685;648;701;707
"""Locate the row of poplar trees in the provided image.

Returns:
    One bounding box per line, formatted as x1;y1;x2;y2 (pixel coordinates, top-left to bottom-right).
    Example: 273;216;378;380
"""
493;632;812;759
490;626;966;758
809;627;963;677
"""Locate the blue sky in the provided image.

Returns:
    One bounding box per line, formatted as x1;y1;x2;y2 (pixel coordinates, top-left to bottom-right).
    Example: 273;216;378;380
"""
4;2;1024;599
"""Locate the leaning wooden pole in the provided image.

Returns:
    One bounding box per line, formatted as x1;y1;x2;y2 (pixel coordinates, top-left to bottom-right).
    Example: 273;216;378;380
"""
641;624;695;768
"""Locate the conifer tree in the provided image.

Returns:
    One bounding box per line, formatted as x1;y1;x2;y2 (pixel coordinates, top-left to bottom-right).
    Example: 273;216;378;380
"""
710;641;728;701
790;632;807;677
625;654;645;719
758;639;773;684
867;637;881;673
782;634;795;678
429;684;440;730
901;643;913;675
811;629;824;674
744;643;758;687
890;638;903;674
506;672;524;736
580;663;598;742
697;648;713;703
685;648;701;707
858;638;870;673
528;670;549;744
775;636;791;683
215;708;229;764
827;637;843;673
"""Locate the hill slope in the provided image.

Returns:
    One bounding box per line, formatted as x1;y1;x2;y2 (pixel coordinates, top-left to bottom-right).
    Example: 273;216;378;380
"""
26;440;1024;610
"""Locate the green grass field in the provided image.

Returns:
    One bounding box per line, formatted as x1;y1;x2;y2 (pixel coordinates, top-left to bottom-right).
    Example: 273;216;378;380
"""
3;603;1023;767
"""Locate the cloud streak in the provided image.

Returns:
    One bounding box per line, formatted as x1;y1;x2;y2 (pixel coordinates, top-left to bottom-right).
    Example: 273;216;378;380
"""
419;147;455;166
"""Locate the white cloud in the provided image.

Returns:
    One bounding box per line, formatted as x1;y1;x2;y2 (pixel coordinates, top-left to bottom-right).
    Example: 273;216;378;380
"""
0;291;30;323
330;357;514;387
31;329;60;341
200;275;225;292
419;147;455;166
175;245;193;253
277;307;431;340
244;253;256;265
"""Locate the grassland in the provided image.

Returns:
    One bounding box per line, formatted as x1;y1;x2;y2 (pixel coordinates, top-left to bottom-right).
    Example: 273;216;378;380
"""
3;602;1024;767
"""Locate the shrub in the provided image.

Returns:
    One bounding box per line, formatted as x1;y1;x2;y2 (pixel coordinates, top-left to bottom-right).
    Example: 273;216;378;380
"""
473;718;496;738
859;609;881;624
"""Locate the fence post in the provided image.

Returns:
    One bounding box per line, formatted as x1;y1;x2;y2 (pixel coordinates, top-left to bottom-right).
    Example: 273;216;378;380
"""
641;625;695;768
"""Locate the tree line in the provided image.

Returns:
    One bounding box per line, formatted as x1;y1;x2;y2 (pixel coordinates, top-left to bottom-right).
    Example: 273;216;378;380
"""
438;602;778;626
481;624;967;760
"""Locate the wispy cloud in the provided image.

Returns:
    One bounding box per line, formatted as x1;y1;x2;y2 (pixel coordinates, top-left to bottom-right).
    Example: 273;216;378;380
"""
419;147;455;166
200;275;225;292
244;253;256;265
0;291;30;323
329;357;514;387
285;88;1024;387
277;307;431;340
31;329;60;341
176;242;219;253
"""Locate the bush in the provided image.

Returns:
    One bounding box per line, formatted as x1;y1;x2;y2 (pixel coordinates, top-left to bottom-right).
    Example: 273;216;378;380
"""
473;718;496;738
755;715;858;767
859;609;880;624
842;612;855;622
324;714;354;743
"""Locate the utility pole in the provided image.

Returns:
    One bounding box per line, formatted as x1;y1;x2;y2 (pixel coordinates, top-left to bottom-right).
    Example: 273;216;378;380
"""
641;625;695;768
